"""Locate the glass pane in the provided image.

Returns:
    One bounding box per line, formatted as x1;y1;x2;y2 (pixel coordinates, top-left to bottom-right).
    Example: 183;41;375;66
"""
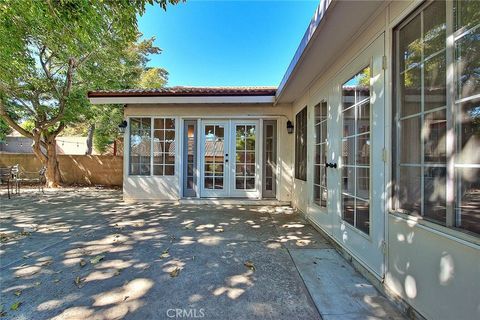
454;0;480;31
245;164;255;176
342;167;355;196
314;185;321;206
214;178;223;189
424;110;447;163
356;134;370;165
236;164;245;176
246;138;255;151
342;138;355;166
153;154;163;165
165;118;175;129
400;116;422;164
205;177;214;189
246;178;255;189
165;130;175;141
401;66;421;117
455;27;480;99
265;178;273;191
266;124;273;137
343;107;355;137
320;166;326;188
356;168;369;200
320;187;327;207
343;195;355;226
187;177;194;189
423;0;446;58
153;165;163;176
424;53;447;111
456;167;480;234
456;99;480;164
423;166;447;223
321;122;327;143
357;101;370;134
154;130;164;141
356;199;370;235
154;118;165;130
164;165;175;176
399;166;422;215
399;13;421;70
321;101;328;120
236;178;245;189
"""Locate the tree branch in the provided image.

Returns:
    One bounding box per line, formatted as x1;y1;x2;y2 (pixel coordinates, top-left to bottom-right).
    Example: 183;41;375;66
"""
39;45;61;98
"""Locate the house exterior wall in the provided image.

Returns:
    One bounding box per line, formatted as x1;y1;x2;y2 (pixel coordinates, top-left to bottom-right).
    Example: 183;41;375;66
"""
123;103;294;202
289;1;479;319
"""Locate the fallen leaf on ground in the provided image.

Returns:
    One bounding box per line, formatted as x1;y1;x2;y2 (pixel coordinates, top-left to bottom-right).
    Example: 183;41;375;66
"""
34;281;41;286
53;279;60;283
214;228;224;232
244;260;256;271
10;302;21;311
169;267;180;277
184;224;194;229
79;259;87;267
74;276;85;288
90;255;105;264
160;248;170;259
123;296;129;301
13;290;21;297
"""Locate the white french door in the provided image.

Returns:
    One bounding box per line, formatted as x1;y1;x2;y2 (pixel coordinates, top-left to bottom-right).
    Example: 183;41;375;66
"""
333;33;386;277
308;34;386;278
201;120;229;197
199;120;260;198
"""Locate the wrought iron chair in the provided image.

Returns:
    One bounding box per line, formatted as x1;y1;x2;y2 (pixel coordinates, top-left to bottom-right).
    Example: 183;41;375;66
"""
0;166;13;199
17;166;47;193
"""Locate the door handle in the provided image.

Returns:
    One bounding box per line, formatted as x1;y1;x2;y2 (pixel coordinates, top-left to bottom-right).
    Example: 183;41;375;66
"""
326;163;337;168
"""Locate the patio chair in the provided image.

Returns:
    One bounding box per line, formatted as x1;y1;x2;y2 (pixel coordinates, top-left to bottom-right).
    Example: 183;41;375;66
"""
17;166;47;193
0;166;13;199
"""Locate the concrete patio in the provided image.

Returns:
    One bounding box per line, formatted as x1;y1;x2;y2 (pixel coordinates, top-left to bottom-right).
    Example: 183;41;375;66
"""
0;189;404;319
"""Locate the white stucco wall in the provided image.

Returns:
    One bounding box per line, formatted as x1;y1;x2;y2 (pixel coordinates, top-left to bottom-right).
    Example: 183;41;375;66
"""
123;103;294;202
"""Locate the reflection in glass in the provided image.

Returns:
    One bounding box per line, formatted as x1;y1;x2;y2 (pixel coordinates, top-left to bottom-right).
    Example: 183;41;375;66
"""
341;67;371;234
423;166;447;223
204;125;225;190
129;117;152;175
456;167;480;234
424;111;447;163
235;125;256;190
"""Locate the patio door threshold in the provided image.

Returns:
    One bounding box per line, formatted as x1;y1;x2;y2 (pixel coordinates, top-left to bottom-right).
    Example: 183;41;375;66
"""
179;198;290;206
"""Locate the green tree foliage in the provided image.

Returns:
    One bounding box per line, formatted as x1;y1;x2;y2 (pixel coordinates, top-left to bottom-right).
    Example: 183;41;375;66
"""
0;0;180;186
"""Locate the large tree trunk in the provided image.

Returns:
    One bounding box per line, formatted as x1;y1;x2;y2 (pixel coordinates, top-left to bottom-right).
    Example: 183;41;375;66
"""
45;138;61;187
31;132;62;187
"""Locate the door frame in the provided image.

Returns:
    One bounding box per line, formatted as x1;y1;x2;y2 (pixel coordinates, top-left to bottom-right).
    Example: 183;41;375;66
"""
307;33;386;279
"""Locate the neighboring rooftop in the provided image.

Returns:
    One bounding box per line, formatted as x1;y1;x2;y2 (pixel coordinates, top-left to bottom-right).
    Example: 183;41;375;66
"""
88;86;277;98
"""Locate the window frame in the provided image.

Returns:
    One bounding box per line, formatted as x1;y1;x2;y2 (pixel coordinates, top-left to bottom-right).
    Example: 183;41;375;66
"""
128;116;177;177
313;101;328;208
295;107;308;181
392;0;480;239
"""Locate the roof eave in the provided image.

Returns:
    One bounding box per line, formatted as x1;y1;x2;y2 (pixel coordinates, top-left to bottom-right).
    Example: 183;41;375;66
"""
88;95;276;105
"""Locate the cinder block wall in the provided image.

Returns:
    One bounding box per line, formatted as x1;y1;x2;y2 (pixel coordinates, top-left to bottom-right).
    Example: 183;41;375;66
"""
0;153;123;186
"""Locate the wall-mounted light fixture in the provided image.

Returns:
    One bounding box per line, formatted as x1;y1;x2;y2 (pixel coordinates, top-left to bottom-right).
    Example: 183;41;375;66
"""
118;120;128;134
286;120;294;134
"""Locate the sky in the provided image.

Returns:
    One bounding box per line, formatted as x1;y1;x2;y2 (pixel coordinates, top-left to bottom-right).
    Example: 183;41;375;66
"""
138;0;319;87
